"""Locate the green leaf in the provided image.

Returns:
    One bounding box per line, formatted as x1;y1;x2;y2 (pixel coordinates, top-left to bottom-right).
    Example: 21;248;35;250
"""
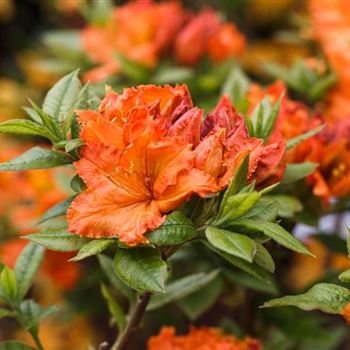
0;308;13;319
114;247;167;293
233;219;312;256
281;162;318;184
14;243;45;300
70;174;87;193
249;94;283;141
153;66;194;84
0;267;17;303
217;191;261;224
221;65;250;105
264;195;302;218
22;106;42;124
38;196;75;224
262;283;350;314
224;268;278;295
241;198;279;221
148;211;196;246
0;147;73;171
26;229;90;252
205;227;256;262
43;69;82;123
116;53;149;81
101;284;126;332
339;269;350;283
218;156;249;217
203;241;270;281
70;239;115;262
0;119;56;141
287;125;324;150
254;243;275;273
98;254;135;301
64;138;84;152
18;300;57;334
0;342;35;350
147;270;220;311
178;276;223;320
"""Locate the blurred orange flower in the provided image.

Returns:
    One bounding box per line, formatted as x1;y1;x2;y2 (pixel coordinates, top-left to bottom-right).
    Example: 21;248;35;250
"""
67;84;287;246
175;9;245;65
81;0;187;82
309;0;350;123
147;327;263;350
341;302;350;326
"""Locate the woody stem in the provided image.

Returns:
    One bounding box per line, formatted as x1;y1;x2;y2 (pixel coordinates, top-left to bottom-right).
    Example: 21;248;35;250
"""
112;292;152;350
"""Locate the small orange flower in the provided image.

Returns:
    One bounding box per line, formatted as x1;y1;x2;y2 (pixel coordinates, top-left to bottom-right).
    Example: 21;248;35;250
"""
147;327;263;350
341;302;350;326
175;9;245;65
81;0;187;82
68;85;286;246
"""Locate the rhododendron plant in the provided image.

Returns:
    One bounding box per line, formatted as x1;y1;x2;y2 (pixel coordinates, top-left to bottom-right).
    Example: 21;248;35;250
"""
0;71;314;349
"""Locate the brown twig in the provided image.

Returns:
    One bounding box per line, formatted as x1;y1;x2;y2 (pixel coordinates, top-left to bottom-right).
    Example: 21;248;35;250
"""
111;292;152;350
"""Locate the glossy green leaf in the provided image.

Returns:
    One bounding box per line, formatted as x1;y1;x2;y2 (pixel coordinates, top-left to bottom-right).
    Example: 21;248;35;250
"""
281;162;318;184
254;243;275;273
203;241;270;281
98;254;135;301
14;243;45;300
101;284;126;332
147;270;220;311
217;191;261;224
205;227;256;262
70;239;115;261
148;211;196;246
114;247;167;293
26;229;90;252
38;196;75;224
70;174;87;193
234;219;312;256
241;198;279;221
262;283;350;314
0;147;73;171
43;69;82;123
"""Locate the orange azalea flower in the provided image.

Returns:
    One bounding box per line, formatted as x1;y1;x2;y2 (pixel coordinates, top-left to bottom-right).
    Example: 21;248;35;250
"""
147;327;263;350
68;84;286;246
81;0;186;82
341;302;350;326
175;9;245;65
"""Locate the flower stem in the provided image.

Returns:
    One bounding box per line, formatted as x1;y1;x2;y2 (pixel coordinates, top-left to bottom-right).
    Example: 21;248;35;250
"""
30;331;44;350
112;292;152;350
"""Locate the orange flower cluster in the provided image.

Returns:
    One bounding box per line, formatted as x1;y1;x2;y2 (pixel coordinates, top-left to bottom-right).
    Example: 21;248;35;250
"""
147;327;263;350
341;302;350;326
309;0;350;123
0;139;80;289
81;1;245;82
67;85;286;246
246;80;350;202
